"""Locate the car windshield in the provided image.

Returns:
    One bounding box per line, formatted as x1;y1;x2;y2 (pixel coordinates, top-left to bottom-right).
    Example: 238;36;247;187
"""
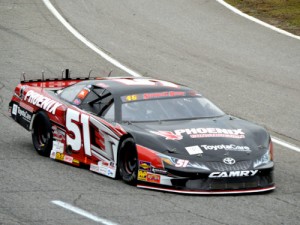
122;96;225;122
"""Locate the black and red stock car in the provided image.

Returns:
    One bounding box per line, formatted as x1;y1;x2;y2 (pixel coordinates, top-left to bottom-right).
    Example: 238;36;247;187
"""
9;72;275;194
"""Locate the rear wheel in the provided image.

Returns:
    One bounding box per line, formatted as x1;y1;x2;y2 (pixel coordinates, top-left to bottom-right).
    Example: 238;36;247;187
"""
32;111;53;156
118;138;138;184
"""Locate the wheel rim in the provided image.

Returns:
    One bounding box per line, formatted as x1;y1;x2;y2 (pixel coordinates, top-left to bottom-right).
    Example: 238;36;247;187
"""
37;124;48;146
123;147;137;174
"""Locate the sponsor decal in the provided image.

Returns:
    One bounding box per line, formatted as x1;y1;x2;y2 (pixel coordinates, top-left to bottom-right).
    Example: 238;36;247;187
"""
151;168;168;175
139;161;151;171
102;161;109;167
150;131;183;140
17;107;32;122
169;91;186;97
146;173;161;184
77;88;89;99
52;126;65;142
107;169;113;177
175;159;189;167
125;95;138;101
64;155;73;163
24;90;62;114
201;145;251;152
109;162;115;169
98;165;107;175
72;159;80;164
151;128;245;140
97;161;116;178
185;146;203;155
138;170;147;181
52;152;74;164
144;92;169;99
55;152;65;161
223;157;236;165
52;140;64;153
50;150;56;159
90;163;99;172
12;104;18;115
88;161;116;178
73;98;82;105
122;91;191;102
209;170;258;178
175;128;245;139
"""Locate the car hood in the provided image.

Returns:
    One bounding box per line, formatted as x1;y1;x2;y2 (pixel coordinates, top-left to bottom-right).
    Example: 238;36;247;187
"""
123;115;270;162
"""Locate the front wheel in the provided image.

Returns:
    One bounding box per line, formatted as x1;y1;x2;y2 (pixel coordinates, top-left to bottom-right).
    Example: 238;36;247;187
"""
32;111;53;156
118;138;138;185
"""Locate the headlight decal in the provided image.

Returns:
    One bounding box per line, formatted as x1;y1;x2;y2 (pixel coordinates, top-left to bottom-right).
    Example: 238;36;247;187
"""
158;153;210;171
253;140;273;168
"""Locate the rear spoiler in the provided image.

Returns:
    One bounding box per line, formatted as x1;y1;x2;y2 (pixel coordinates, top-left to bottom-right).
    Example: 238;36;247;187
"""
20;69;105;88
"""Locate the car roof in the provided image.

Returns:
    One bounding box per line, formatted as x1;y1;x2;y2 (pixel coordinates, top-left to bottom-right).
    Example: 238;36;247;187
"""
77;77;194;96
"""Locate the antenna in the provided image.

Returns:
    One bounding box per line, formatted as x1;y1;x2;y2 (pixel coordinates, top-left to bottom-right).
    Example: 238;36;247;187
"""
88;69;93;78
21;72;26;82
42;70;45;81
108;70;113;77
65;69;70;79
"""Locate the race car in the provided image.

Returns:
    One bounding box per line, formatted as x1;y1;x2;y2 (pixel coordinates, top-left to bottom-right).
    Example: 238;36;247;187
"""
9;71;275;194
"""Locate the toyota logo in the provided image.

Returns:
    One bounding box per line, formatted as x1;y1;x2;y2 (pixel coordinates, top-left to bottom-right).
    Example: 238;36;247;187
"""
223;157;236;165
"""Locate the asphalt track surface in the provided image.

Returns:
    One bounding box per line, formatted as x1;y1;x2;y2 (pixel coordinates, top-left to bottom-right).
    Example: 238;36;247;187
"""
0;0;299;224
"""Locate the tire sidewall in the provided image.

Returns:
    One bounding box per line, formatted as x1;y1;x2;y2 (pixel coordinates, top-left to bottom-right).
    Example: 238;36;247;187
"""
32;111;53;156
118;137;138;184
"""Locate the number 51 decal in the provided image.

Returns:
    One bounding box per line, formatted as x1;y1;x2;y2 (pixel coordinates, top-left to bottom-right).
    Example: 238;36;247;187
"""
66;108;91;156
175;159;189;167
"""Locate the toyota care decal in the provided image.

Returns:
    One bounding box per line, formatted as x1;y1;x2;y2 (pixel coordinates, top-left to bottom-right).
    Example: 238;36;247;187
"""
151;128;245;140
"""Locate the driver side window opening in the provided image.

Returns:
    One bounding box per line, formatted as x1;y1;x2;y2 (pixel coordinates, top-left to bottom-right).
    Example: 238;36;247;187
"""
59;84;86;103
80;86;115;121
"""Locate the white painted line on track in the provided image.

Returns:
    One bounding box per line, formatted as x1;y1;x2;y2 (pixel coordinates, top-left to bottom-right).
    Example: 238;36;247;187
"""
52;200;119;225
42;0;142;77
272;137;300;153
216;0;300;41
43;0;300;153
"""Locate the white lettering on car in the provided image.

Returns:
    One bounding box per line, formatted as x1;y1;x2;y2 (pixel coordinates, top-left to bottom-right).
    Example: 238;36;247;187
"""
24;90;62;114
209;170;258;178
175;128;244;136
152;128;245;140
17;107;32;121
175;159;189;167
200;144;251;152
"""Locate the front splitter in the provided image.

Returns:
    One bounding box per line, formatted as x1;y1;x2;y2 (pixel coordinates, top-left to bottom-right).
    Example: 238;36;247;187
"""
137;184;276;195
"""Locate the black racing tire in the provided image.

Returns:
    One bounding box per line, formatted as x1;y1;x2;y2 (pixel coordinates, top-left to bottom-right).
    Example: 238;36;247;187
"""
118;138;138;185
32;111;53;157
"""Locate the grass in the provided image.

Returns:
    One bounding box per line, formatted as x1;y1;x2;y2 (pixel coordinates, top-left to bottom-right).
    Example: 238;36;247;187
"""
225;0;300;35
